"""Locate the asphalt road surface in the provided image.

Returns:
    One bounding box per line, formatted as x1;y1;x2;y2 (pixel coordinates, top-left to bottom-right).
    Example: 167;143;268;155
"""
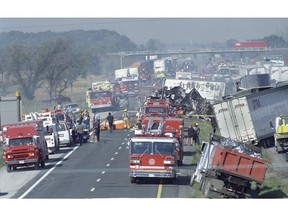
0;100;195;199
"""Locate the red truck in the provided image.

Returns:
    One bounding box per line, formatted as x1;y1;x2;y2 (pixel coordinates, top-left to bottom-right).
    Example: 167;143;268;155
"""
142;97;176;118
129;121;180;183
191;134;269;198
141;116;184;166
232;41;268;49
1;120;49;172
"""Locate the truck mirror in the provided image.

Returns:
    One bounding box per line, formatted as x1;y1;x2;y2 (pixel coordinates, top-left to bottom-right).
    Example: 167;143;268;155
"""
270;121;274;129
201;141;206;152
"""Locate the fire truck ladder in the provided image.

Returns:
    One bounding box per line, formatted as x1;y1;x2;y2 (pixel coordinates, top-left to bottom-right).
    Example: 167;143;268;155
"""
146;119;165;135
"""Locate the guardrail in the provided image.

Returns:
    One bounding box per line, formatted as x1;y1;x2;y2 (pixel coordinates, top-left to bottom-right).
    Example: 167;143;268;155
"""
108;47;288;57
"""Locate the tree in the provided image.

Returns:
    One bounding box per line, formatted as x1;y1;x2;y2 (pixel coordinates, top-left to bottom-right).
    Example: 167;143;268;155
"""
39;39;88;99
5;45;43;100
264;34;286;48
146;39;165;50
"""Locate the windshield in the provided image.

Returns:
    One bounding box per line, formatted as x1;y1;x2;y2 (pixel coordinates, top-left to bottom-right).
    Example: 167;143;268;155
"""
145;107;167;114
130;142;152;155
154;142;175;155
58;123;67;131
130;141;175;155
90;91;111;100
55;114;65;121
8;137;33;147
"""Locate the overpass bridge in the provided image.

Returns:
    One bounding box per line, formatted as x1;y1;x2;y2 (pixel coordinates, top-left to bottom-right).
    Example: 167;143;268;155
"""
107;47;274;57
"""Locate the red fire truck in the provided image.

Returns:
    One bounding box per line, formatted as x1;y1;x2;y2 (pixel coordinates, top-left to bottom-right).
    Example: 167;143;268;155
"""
129;120;179;183
142;97;176;118
86;81;120;112
1;120;49;172
118;77;139;97
141;116;184;166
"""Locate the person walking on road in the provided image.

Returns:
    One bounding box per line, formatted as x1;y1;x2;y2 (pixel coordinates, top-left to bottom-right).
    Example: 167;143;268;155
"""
186;124;195;146
106;112;114;133
76;120;84;146
193;123;200;145
90;119;100;142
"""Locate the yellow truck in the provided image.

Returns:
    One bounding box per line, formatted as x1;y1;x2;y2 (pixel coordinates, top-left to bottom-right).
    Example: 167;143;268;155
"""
271;115;288;161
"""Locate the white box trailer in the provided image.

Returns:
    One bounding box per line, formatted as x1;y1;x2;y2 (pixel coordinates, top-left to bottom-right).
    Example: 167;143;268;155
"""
213;84;288;147
164;78;230;103
115;67;138;81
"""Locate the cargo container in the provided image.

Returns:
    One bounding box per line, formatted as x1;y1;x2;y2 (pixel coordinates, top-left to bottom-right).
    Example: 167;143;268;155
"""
164;78;231;103
191;134;268;198
213;84;288;147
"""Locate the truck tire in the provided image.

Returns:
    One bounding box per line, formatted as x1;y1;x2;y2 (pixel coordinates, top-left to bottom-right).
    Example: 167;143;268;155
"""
40;160;45;168
130;177;137;183
177;159;183;166
6;165;12;173
34;162;39;170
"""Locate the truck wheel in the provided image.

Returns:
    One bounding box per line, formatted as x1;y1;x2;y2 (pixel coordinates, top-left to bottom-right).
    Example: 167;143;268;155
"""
130;177;137;183
6;165;12;173
34;162;39;170
40;160;45;168
204;179;212;198
177;160;183;166
200;177;206;193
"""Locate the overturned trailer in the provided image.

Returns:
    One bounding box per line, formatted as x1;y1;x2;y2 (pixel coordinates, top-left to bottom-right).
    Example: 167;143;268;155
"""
191;134;268;198
213;84;288;147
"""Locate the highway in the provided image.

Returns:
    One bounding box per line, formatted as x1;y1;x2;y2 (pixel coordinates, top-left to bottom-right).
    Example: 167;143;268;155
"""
0;96;195;199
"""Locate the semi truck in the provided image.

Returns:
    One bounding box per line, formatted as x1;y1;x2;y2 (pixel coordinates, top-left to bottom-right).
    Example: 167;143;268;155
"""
213;84;288;147
1;120;49;172
191;134;268;198
232;41;268;49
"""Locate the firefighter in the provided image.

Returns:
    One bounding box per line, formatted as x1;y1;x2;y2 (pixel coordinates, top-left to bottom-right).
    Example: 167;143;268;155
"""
136;119;142;130
122;108;130;129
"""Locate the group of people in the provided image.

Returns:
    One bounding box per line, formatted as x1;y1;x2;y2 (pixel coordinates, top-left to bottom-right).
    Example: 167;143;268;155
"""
185;123;201;146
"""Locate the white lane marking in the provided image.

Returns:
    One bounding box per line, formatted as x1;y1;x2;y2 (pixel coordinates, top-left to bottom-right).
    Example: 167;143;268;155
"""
91;188;95;192
111;158;114;161
127;134;130;137
106;164;110;167
115;152;118;155
122;142;125;145
18;145;79;199
101;171;105;175
119;147;122;150
96;178;101;182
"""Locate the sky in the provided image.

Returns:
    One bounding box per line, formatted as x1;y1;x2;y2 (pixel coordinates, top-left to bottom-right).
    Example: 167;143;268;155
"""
0;1;288;46
0;18;287;45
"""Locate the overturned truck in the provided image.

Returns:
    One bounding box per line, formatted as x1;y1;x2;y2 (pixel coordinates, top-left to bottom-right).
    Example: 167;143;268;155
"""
191;134;268;198
156;86;214;116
